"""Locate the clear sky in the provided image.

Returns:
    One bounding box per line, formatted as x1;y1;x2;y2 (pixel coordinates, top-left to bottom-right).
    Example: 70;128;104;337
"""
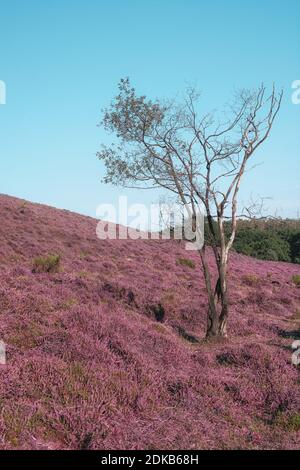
0;0;299;218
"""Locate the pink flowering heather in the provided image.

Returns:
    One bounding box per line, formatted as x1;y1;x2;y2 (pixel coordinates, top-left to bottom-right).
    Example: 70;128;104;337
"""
0;194;299;450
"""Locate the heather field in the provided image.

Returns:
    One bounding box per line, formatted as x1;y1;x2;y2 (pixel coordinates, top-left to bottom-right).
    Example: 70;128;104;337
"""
0;194;299;450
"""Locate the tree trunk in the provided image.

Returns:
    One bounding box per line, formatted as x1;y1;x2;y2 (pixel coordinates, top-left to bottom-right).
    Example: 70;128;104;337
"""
217;260;229;337
205;274;229;338
199;247;230;339
206;304;220;338
205;297;228;338
198;248;220;338
218;302;228;337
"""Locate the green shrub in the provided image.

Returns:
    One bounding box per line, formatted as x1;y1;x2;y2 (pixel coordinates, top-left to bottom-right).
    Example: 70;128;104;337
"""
287;413;300;431
289;232;300;263
176;257;195;269
277;412;300;431
241;274;260;286
60;297;77;310
292;274;300;286
33;254;61;273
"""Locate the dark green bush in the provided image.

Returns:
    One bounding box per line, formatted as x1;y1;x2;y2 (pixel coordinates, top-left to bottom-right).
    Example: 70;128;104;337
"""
175;217;300;264
289;232;300;263
233;229;291;262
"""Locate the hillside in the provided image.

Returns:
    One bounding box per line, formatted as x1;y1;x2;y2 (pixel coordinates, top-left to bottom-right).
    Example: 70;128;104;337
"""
0;194;299;450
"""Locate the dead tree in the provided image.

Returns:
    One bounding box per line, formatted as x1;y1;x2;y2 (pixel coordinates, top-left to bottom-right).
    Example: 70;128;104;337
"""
98;78;282;338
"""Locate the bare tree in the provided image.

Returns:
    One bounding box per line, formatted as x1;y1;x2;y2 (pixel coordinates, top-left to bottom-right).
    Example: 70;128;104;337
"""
98;78;282;338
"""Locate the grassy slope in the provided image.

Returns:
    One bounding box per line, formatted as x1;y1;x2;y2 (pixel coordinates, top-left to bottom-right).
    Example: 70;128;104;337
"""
0;194;299;450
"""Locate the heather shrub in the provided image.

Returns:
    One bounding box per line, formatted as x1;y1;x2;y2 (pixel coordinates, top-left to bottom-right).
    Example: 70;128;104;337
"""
32;254;61;273
1;195;300;449
167;380;188;404
102;282;137;306
216;351;240;366
103;282;125;299
8;321;42;349
293;309;300;320
176;257;195;269
291;274;300;286
216;344;270;369
216;344;299;422
246;290;265;306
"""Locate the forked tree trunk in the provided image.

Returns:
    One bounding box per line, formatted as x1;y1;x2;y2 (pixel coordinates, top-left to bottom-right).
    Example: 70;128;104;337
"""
204;258;229;339
205;287;229;338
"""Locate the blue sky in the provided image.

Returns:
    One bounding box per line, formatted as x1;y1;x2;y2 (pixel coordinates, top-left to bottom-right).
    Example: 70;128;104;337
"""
0;0;299;218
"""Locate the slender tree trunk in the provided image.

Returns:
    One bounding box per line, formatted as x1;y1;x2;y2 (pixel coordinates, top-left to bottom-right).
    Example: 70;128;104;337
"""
218;303;228;336
218;286;229;337
198;247;219;338
206;305;220;337
217;256;228;337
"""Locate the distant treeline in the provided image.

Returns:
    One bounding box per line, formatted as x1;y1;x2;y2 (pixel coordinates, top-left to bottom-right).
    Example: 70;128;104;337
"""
168;218;300;264
217;219;300;264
